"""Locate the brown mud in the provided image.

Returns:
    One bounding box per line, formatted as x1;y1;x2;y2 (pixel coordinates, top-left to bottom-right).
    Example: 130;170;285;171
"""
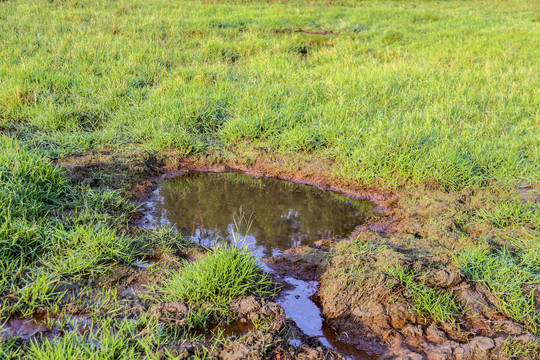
263;246;329;281
318;242;539;359
270;29;334;35
59;148;390;206
51;148;540;359
0;314;94;341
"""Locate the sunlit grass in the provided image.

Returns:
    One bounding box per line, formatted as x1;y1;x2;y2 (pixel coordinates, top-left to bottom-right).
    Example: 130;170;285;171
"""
478;197;539;229
160;244;277;327
510;232;540;273
455;249;540;334
0;0;538;190
387;264;461;324
26;316;161;360
503;335;540;359
0;136;163;318
0;0;538;356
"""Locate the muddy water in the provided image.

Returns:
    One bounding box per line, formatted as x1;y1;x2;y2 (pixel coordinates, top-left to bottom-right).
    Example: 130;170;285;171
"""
0;314;92;340
145;172;377;359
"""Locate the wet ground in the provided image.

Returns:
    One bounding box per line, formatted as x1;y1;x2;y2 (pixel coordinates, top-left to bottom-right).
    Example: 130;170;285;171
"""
0;314;93;340
48;150;540;359
144;171;378;359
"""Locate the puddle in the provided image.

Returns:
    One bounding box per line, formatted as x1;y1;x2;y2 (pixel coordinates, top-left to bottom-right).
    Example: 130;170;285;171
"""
145;172;374;255
194;320;256;341
220;321;255;337
322;321;378;360
279;277;375;360
0;314;93;340
144;171;378;359
0;315;49;340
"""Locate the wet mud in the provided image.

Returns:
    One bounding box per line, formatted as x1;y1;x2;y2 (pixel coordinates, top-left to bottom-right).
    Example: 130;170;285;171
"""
50;150;540;359
1;314;93;340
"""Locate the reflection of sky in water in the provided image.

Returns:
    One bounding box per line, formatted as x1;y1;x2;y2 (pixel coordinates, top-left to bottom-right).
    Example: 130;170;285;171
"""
143;172;375;258
279;277;326;341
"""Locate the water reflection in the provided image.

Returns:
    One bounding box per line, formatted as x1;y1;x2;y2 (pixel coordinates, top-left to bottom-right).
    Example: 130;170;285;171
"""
146;172;375;257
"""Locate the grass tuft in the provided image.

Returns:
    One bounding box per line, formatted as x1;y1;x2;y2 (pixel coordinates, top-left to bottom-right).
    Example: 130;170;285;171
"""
387;264;461;324
160;244;277;326
478;197;539;229
456;249;540;334
351;238;388;257
503;336;540;359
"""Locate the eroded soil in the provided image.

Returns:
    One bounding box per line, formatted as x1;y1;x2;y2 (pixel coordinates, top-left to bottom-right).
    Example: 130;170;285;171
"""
47;148;540;359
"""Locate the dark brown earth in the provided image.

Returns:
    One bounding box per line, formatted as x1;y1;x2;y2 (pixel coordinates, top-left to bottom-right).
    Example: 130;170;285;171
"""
262;246;329;281
150;294;346;360
270;29;334;35
53;147;540;359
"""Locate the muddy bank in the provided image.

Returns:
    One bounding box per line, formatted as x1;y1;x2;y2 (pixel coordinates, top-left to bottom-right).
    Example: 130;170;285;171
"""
59;147;537;240
54;148;540;359
59;148;391;206
263;239;540;359
151;295;346;360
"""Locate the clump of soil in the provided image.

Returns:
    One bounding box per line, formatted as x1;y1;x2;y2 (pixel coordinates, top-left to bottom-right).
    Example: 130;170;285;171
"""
263;246;330;281
149;294;346;360
219;296;345;360
315;239;540;359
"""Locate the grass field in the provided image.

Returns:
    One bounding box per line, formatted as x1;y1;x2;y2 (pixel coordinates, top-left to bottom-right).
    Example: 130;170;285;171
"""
1;0;539;358
1;0;539;190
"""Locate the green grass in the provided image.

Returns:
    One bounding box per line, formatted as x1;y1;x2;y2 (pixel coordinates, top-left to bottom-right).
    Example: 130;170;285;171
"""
42;223;136;277
503;336;540;359
160;244;277;327
0;0;539;356
387;264;461;324
0;0;538;190
0;136;135;266
1;315;166;360
510;232;540;273
0;135;149;317
7;270;62;318
456;248;540;334
350;238;388;257
478;197;539;229
0;310;239;360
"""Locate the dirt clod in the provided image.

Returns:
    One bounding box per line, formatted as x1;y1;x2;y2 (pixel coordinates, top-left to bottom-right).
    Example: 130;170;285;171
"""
263;246;329;281
149;302;189;325
232;296;284;324
425;268;463;288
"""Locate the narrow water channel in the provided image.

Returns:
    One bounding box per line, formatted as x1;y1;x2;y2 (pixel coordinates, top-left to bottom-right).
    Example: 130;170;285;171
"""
144;171;377;359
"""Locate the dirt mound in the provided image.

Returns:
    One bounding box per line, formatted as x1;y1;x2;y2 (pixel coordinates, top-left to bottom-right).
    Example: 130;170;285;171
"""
263;246;330;281
227;296;345;360
149;301;189;326
316;240;540;359
232;296;285;324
